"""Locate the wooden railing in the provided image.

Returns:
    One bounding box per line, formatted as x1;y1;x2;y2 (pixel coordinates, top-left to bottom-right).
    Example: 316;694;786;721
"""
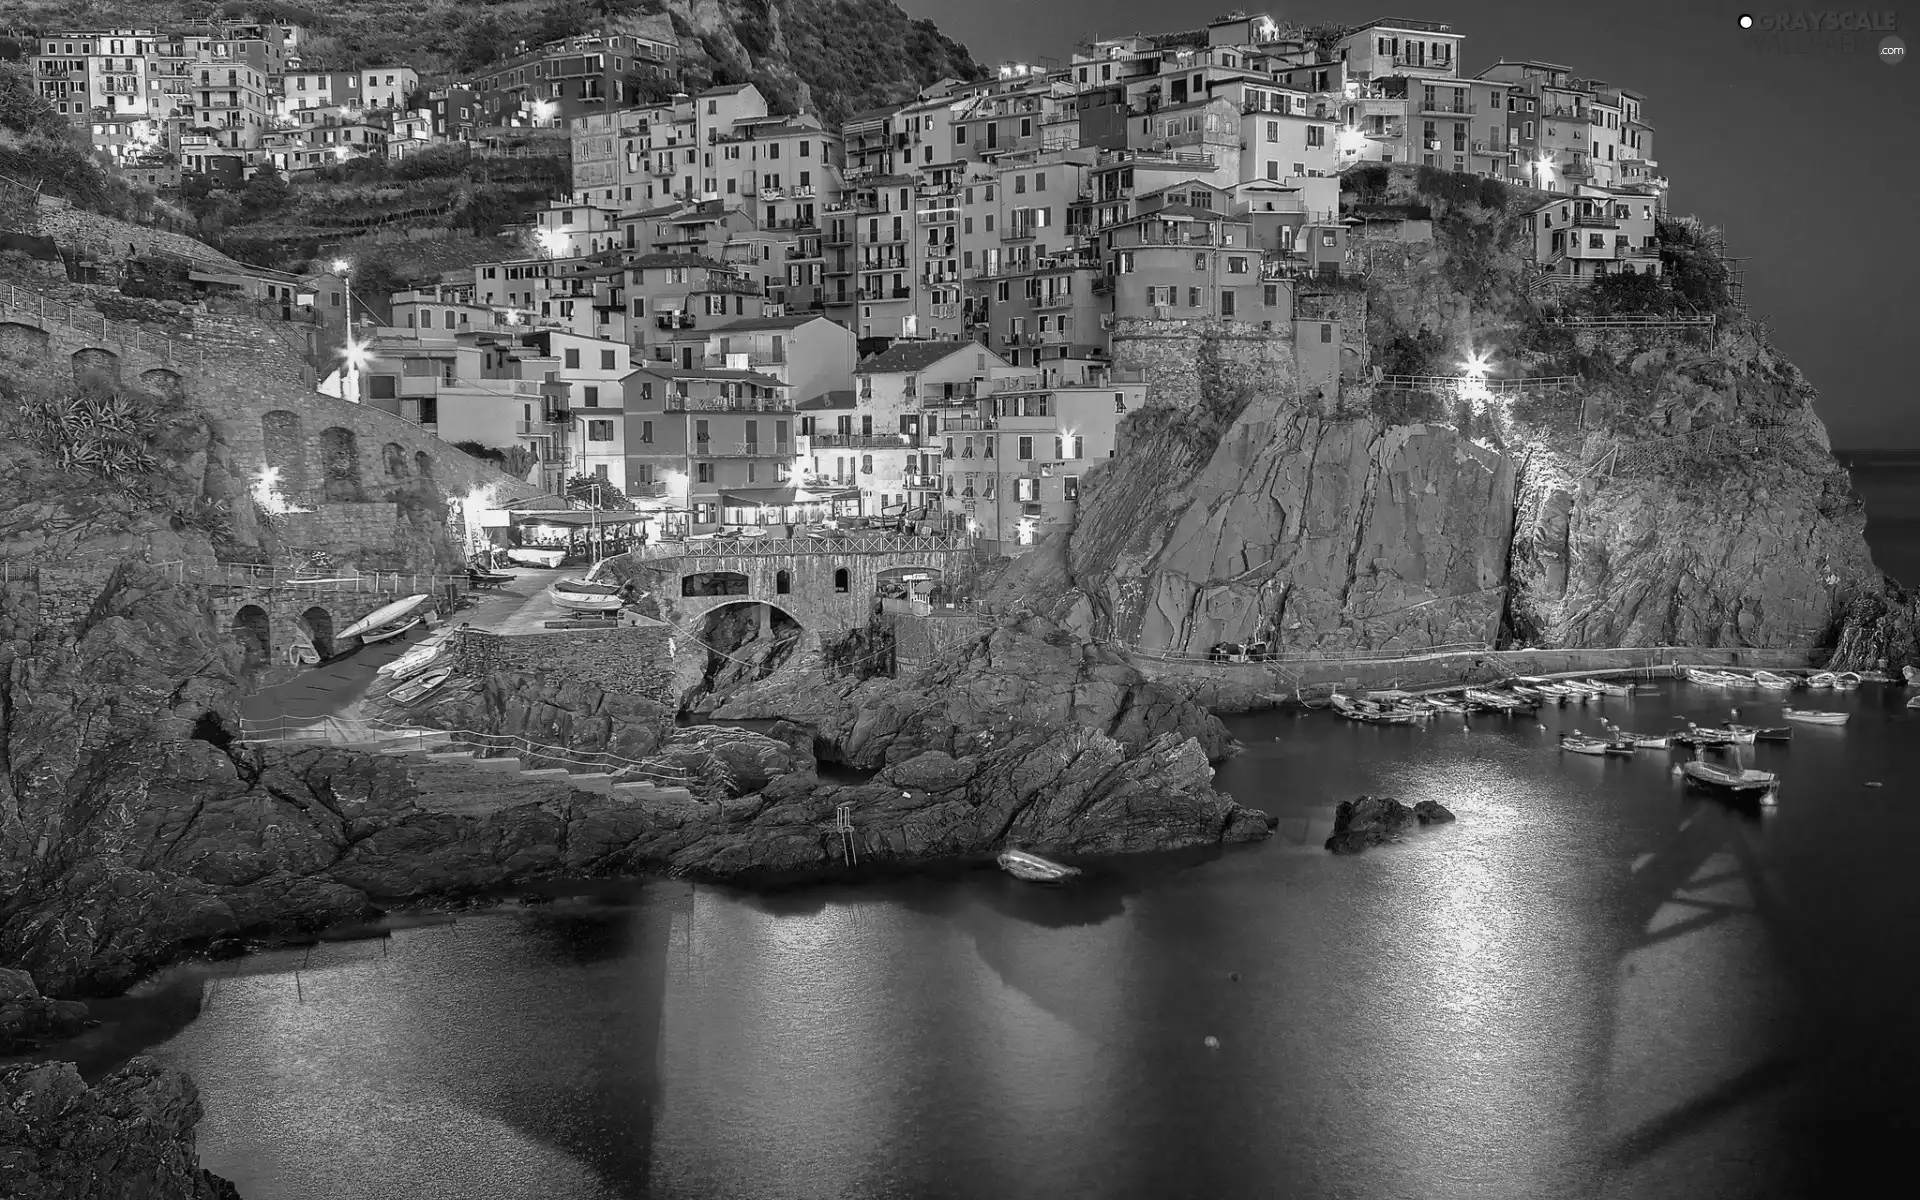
1372;374;1580;394
626;532;971;560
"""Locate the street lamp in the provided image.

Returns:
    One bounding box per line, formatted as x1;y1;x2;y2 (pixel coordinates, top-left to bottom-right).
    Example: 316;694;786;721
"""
340;339;368;403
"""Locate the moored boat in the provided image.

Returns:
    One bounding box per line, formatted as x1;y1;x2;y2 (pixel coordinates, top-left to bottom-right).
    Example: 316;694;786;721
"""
388;665;453;706
335;594;433;643
1615;731;1672;749
553;576;622;596
547;583;624;613
1681;757;1779;800
1781;707;1848;725
1908;694;1920;710
1586;679;1633;696
1806;672;1836;689
1833;672;1863;690
359;614;423;644
1707;723;1759;745
997;849;1080;883
1560;732;1611;756
1751;670;1794;690
1683;667;1736;686
377;642;444;681
1464;688;1527;711
1906;664;1920;687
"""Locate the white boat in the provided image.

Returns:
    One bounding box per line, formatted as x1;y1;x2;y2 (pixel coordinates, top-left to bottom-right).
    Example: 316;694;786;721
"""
388;665;453;706
1781;708;1848;725
1751;670;1794;691
1615;732;1672;749
336;594;432;642
997;849;1080;883
547;583;623;613
1696;722;1756;745
1905;665;1920;687
1806;672;1836;689
1585;679;1633;696
1464;688;1525;710
1683;667;1732;685
1560;733;1611;756
504;547;567;568
1682;758;1779;799
359;614;423;644
1833;672;1863;690
553;576;622;596
378;642;445;681
1908;695;1920;710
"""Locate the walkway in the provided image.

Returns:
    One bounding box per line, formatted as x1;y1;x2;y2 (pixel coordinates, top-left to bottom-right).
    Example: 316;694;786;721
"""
236;621;438;725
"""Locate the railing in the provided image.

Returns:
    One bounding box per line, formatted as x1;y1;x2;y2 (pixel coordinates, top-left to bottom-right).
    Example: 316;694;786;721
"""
1417;102;1475;115
936;416;997;432
0;280;204;367
1547;314;1715;328
147;558;473;593
624;532;971;560
664;396;794;413
807;433;907;449
1107;639;1492;665
694;441;793;458
1570;213;1618;228
1372;374;1580;394
233;715;693;784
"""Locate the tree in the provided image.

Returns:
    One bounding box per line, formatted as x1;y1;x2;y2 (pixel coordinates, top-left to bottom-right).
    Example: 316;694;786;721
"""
0;62;75;139
241;166;291;218
566;473;633;510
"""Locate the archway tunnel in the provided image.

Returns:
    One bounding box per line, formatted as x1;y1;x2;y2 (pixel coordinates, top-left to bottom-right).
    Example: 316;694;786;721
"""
683;601;803;713
230;604;271;672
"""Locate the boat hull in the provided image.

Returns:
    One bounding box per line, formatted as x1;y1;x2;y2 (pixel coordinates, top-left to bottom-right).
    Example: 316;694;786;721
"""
547;585;623;613
388;666;453;706
1781;708;1847;725
360;615;423;644
997;850;1079;883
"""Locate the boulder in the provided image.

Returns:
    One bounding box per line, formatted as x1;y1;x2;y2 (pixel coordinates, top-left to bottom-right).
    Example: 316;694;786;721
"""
1324;795;1456;854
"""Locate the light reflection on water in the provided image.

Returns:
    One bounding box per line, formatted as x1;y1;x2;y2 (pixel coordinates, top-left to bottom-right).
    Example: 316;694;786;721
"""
90;683;1920;1199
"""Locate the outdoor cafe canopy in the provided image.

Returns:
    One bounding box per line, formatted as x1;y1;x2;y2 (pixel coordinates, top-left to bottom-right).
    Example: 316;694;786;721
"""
718;486;862;508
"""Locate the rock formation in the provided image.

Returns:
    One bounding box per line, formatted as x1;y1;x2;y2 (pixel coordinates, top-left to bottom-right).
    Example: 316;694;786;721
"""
0;968;92;1054
1324;795;1457;854
0;1057;239;1200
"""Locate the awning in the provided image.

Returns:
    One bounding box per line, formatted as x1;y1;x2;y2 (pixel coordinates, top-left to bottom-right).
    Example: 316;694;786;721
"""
720;486;862;507
509;510;642;527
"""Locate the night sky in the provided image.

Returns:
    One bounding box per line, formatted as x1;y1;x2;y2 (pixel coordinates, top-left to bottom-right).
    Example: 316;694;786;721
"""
897;1;1920;448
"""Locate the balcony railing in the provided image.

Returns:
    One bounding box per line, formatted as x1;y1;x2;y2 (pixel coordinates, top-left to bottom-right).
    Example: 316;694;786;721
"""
937;416;998;432
1570;212;1619;228
1542;105;1588;121
903;473;943;490
665;396;795;412
693;441;794;458
807;433;906;449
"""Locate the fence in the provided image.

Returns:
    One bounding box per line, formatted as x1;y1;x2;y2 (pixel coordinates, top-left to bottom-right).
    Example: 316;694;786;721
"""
0;279;206;367
628;532;971;561
1587;425;1807;479
1102;639;1492;665
233;714;692;784
1548;314;1716;329
150;558;472;593
1371;375;1580;395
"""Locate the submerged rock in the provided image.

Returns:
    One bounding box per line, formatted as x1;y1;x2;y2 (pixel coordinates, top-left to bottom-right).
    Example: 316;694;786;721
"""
0;1056;239;1199
1324;795;1456;854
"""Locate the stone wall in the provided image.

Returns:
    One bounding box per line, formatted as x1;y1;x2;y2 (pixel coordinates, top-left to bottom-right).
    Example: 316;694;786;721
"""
189;312;316;387
1110;317;1300;409
453;626;676;703
887;609;987;665
27;197;248;269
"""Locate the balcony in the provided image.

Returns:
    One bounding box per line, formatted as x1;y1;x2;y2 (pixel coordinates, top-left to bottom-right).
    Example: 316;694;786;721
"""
939;416;999;432
1541;105;1588;122
903;473;943;490
1471;140;1500;155
655;314;695;331
692;441;794;458
1033;292;1076;310
516;419;565;434
1562;161;1595;178
807;433;907;449
650;158;675;176
1385;54;1456;73
1364;124;1406;141
1417;100;1474;116
1570;211;1618;228
1128;227;1218;247
666;396;795;413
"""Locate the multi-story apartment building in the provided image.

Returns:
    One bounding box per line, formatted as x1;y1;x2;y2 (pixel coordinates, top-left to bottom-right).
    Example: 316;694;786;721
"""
1104;185;1291;326
1616;87;1662;194
621;366;801;530
428;87;484;143
841;105;906;179
828;341;1012;518
1526;192;1664;283
533;201;622;258
1334;18;1463;83
353;66;418;113
31;29;157;118
1477;60;1655;195
515;330;635;488
926;366;1146;553
273;71;357;120
823;175;926;338
659;313;858;404
471;30;679;125
191;34;272;150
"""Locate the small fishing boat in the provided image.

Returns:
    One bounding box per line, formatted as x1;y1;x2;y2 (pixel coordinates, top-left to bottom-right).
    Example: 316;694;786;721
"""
1425;696;1468;713
1614;731;1672;749
1682;758;1779;800
997;849;1080;883
466;566;515;590
547;583;624;613
1683;667;1736;686
1465;688;1530;711
1806;672;1836;689
1723;722;1790;743
504;547;567;568
1705;723;1758;745
335;594;432;643
1781;707;1848;725
1560;732;1614;756
377;641;445;681
1585;679;1633;697
1676;724;1741;746
1833;672;1863;690
1905;665;1920;687
1560;679;1604;695
1908;695;1920;710
387;665;453;706
554;576;622;596
1751;670;1794;690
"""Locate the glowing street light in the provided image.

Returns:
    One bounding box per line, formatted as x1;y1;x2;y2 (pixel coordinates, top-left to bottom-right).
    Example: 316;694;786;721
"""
536;228;568;258
529;99;557;125
1458;349;1495;407
329;257;349;275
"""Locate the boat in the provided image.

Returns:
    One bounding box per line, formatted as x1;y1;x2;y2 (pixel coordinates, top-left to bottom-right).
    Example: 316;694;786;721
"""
1676;724;1742;746
1560;733;1613;756
335;594;432;642
378;641;445;681
1425;696;1468;713
466;566;515;589
1860;670;1894;683
1683;667;1736;686
1560;679;1604;695
1906;665;1920;687
1751;670;1794;690
1704;723;1758;745
1681;758;1779;799
1833;672;1863;690
1614;731;1672;749
1806;672;1836;689
504;547;567;568
553;576;622;596
1585;679;1633;696
387;665;453;706
1908;695;1920;710
547;583;624;613
997;849;1080;883
1781;707;1848;725
1464;688;1525;710
359;613;423;644
1723;722;1790;743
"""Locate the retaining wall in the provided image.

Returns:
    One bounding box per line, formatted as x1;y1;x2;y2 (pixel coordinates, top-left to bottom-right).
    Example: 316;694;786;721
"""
453;626;676;703
1110;317;1299;410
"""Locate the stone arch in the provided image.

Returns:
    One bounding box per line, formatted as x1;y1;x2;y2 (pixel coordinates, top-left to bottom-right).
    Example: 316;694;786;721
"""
317;426;363;501
138;368;185;402
382;442;410;478
681;570;749;597
261;410;307;494
0;322;52;361
415;450;434;479
298;606;335;660
230;604;271;670
70;347;121;387
775;568;791;595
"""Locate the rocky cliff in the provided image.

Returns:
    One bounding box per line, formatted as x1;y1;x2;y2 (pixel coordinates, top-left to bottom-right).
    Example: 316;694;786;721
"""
1027;167;1900;666
0;1057;238;1200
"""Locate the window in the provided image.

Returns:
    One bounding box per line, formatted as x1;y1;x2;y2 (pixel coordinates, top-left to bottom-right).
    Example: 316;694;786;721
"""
1306;126;1325;147
1189;287;1201;307
833;567;850;593
1221;290;1235;317
1063;476;1079;502
776;569;791;594
696;462;715;483
564;348;580;368
1014;477;1037;502
861;454;873;475
587;419;614;441
1017;435;1034;460
640;420;653;444
582;386;600;407
600;349;616;370
1264;284;1279;307
1266;120;1279;143
369;375;397;399
1227;257;1248;274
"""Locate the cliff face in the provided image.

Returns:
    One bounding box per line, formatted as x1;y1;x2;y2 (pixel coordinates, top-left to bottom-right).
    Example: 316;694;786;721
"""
1044;171;1891;662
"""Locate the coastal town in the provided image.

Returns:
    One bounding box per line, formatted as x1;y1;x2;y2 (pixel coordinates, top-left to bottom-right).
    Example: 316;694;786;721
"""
13;7;1669;555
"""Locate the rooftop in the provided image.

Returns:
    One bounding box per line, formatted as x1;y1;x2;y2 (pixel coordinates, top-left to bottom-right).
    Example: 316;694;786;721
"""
798;389;857;411
857;340;976;374
710;313;833;333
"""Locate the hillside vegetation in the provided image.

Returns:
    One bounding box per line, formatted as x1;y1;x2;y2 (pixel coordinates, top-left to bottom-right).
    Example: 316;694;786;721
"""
3;0;985;125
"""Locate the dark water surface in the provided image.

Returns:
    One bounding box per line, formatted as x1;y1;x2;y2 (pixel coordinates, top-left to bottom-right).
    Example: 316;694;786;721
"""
54;681;1919;1200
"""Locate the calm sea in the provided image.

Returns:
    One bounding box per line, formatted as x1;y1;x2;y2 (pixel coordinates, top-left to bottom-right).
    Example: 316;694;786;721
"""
28;681;1918;1200
21;467;1920;1200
